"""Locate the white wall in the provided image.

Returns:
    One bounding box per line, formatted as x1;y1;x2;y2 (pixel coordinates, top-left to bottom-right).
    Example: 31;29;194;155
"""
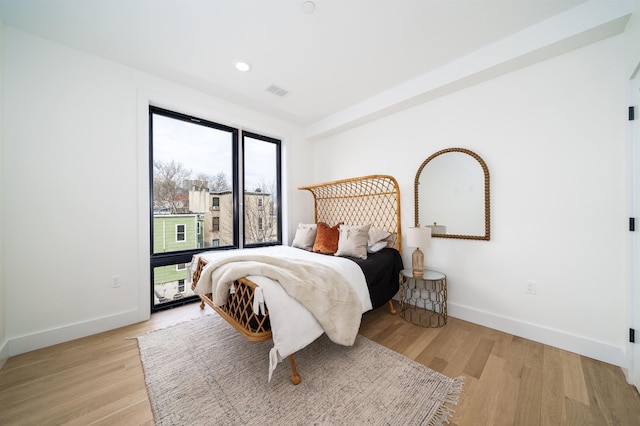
624;0;640;388
310;35;629;368
0;21;7;369
626;0;640;77
1;26;312;356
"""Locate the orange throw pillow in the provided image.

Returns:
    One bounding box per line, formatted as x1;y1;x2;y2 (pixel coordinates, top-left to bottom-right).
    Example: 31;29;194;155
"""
312;222;342;254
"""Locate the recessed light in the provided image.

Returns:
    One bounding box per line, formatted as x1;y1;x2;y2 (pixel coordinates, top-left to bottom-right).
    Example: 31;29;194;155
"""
235;61;251;72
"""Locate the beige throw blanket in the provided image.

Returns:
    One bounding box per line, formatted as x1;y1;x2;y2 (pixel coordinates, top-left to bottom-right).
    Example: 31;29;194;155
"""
193;254;363;346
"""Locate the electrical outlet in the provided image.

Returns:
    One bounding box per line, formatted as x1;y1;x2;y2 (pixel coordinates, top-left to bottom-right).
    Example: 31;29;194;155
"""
525;280;537;295
112;275;120;288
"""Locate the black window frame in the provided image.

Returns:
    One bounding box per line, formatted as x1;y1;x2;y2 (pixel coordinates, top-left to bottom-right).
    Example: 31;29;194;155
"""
149;106;282;312
149;106;239;312
242;131;282;248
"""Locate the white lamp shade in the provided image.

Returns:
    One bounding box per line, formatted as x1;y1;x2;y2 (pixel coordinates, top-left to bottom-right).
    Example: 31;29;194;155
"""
406;227;431;248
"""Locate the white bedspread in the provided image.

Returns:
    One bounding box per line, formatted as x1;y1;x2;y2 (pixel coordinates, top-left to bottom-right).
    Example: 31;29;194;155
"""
191;246;372;380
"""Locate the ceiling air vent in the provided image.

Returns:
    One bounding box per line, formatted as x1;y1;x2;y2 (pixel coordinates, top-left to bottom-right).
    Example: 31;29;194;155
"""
266;84;289;97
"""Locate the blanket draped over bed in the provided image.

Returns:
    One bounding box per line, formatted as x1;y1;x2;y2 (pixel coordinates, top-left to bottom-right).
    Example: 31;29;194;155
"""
189;176;402;384
193;252;363;347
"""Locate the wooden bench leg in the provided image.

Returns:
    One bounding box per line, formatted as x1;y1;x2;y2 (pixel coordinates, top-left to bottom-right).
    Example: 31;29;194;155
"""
289;355;301;385
388;299;397;315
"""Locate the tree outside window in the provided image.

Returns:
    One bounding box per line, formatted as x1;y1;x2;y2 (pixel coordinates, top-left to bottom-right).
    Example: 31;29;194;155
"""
149;106;281;311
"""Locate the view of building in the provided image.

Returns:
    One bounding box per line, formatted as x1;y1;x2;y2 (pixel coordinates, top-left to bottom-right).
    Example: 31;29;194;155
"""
152;182;277;305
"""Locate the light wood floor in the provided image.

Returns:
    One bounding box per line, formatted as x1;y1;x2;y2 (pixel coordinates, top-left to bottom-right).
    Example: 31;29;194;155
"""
1;301;639;425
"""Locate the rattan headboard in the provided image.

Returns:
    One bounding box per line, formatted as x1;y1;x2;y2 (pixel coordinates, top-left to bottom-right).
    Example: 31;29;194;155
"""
298;175;402;254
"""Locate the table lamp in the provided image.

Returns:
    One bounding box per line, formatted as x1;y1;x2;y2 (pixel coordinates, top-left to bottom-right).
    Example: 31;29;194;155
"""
406;226;431;277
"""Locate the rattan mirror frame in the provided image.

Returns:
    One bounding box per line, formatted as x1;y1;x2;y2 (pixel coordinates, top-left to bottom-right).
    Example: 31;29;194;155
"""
414;148;490;241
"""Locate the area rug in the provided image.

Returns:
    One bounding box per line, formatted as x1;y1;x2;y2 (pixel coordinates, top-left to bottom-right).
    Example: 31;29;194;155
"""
137;314;463;426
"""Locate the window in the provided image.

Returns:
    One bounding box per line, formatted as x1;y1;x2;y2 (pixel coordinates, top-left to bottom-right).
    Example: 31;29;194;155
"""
176;224;186;242
243;132;282;247
149;106;281;311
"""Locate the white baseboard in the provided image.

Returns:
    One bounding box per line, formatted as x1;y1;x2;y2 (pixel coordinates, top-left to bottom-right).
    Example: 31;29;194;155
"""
3;302;627;373
7;309;142;358
0;338;9;370
449;302;626;369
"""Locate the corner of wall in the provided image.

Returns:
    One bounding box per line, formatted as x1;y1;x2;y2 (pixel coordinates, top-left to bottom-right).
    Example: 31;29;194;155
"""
625;0;640;77
0;340;8;370
0;18;7;370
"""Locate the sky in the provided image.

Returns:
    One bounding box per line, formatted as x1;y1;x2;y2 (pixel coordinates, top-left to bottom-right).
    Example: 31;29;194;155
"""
152;113;276;190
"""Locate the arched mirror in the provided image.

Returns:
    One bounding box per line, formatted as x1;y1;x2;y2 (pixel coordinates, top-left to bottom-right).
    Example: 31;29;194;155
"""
414;148;490;240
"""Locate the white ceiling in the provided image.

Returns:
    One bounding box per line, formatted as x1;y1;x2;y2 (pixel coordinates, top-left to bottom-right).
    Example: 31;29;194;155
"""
0;0;632;138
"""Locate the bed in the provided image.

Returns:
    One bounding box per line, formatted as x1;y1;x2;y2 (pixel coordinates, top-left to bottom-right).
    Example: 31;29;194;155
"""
190;174;403;384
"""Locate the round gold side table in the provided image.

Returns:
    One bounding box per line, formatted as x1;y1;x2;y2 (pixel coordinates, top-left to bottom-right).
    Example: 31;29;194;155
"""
399;269;447;327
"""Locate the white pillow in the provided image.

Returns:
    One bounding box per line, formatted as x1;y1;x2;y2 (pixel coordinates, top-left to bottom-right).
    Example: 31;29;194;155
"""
291;223;317;250
367;240;388;253
335;224;371;259
368;227;391;247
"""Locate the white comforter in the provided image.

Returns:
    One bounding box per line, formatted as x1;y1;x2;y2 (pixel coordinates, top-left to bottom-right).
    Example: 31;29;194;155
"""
191;246;373;380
